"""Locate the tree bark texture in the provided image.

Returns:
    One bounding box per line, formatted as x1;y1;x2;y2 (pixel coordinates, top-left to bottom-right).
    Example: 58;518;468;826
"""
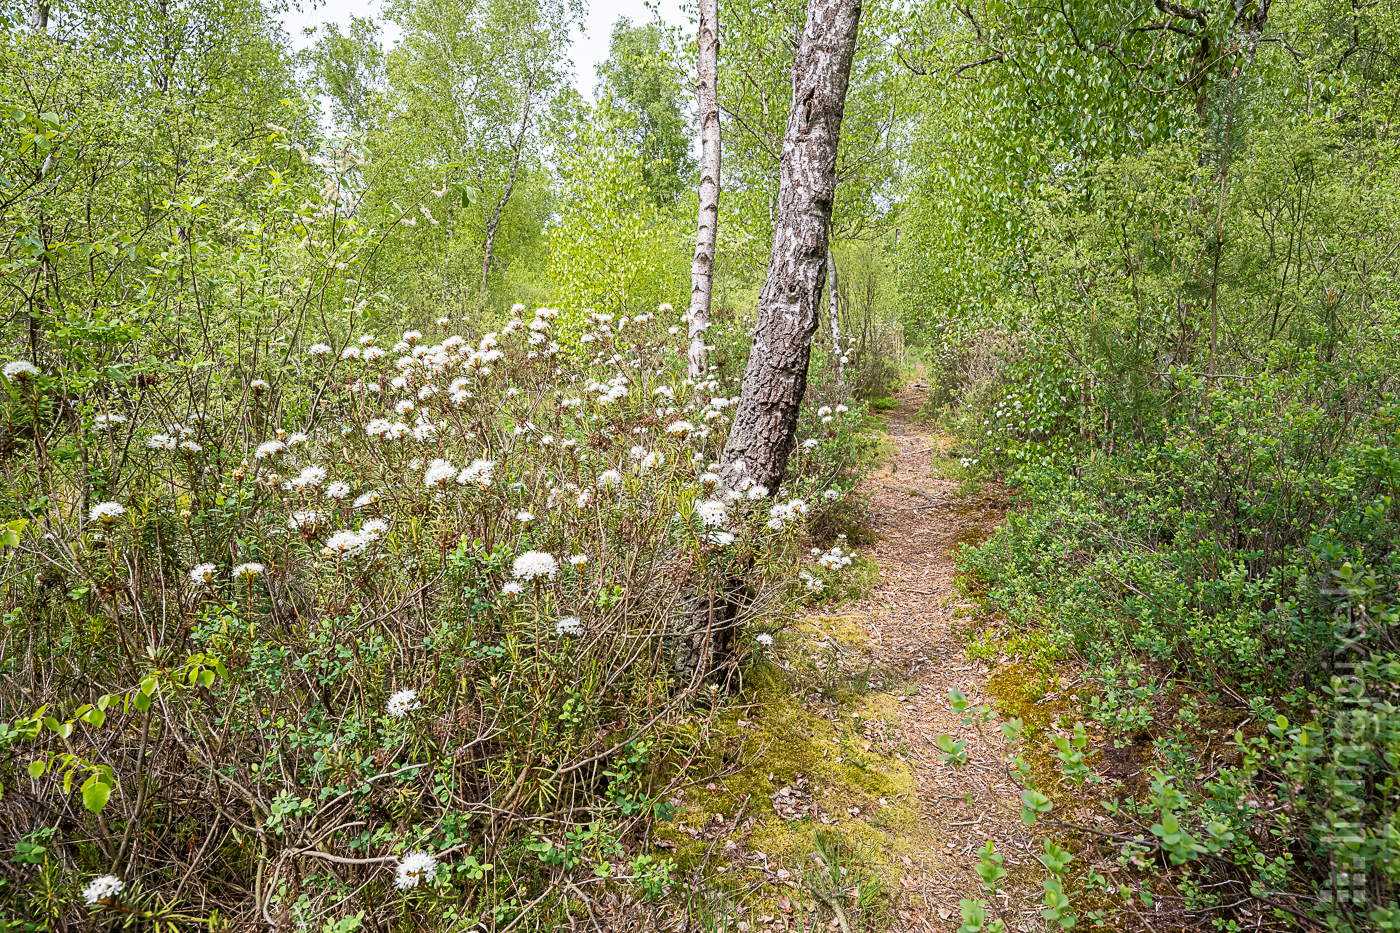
720;0;862;492
687;0;721;381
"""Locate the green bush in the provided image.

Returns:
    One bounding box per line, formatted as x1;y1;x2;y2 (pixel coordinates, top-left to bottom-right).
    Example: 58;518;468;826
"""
959;349;1400;927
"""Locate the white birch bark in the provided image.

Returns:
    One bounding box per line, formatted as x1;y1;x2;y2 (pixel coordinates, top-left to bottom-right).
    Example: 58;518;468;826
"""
687;0;721;381
719;0;862;492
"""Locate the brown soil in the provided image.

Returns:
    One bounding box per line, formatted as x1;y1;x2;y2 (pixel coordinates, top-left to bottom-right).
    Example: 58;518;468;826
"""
844;388;1045;931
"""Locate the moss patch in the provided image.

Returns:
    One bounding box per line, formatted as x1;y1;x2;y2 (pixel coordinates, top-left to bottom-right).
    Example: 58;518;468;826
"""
799;613;871;650
654;659;920;913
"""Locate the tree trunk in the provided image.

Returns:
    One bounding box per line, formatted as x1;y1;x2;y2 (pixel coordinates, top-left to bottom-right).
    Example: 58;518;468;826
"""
827;248;843;387
30;0;48;32
686;0;721;381
720;0;862;493
476;58;541;313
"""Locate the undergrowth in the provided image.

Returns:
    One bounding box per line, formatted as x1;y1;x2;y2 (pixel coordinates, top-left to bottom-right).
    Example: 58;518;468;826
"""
943;350;1400;931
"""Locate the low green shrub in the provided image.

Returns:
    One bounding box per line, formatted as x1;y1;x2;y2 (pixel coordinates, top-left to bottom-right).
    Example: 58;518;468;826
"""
955;351;1400;928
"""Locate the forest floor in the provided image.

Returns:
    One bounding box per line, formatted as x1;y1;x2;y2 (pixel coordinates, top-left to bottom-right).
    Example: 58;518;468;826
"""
834;387;1045;930
660;387;1060;933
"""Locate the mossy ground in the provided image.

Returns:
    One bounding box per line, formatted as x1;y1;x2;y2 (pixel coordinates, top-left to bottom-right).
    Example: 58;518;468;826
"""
653;625;922;927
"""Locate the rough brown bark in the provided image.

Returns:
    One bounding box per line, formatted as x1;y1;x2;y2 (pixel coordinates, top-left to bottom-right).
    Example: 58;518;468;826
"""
686;0;721;381
719;0;862;493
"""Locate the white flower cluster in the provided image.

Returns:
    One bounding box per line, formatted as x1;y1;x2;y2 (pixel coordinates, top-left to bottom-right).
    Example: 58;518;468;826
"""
394;850;438;890
696;499;728;527
512;550;557;581
387;688;421;718
815;403;851;426
816;546;854;570
765;498;809;531
3;360;40;380
88;502;126;524
82;874;123;905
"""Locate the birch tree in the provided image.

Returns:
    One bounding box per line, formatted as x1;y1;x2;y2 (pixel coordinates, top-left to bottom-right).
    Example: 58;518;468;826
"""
719;0;863;493
687;0;720;380
385;0;573;313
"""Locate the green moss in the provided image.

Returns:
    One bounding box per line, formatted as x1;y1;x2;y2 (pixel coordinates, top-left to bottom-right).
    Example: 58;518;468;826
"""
654;661;918;898
799;613;871;650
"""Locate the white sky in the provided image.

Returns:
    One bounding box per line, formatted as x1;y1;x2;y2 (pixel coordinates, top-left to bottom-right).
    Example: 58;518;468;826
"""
278;0;691;100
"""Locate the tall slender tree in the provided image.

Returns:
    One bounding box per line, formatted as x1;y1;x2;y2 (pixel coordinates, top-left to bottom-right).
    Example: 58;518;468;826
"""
826;247;844;386
385;0;573;314
720;0;863;492
687;0;721;380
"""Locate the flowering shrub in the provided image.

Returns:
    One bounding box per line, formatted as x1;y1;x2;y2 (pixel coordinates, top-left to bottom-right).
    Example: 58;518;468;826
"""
0;293;865;926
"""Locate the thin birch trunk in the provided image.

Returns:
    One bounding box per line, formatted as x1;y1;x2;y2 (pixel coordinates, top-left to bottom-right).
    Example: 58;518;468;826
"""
827;248;843;387
719;0;862;492
687;0;721;381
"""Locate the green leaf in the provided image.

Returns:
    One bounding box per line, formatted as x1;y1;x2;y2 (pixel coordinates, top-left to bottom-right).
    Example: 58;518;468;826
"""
1021;789;1054;825
27;759;46;779
82;778;111;813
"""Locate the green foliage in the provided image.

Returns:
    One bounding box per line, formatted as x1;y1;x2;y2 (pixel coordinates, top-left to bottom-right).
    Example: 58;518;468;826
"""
307;16;385;133
546;102;687;317
596;19;696;205
959;355;1400;925
0;6;879;928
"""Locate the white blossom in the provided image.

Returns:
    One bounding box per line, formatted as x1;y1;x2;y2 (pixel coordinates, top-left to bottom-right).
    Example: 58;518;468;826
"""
3;360;40;380
288;510;324;532
82;875;123;905
190;563;217;585
457;460;495;488
423;459;457;487
88;502;126;524
696;500;728;527
387;689;421;719
326;530;367;556
512;550;557;581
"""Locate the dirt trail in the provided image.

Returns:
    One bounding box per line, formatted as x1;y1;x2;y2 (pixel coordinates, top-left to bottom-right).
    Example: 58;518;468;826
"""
846;389;1041;930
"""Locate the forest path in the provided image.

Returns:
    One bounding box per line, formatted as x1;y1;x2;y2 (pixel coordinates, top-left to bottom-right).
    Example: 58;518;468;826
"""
845;387;1041;931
